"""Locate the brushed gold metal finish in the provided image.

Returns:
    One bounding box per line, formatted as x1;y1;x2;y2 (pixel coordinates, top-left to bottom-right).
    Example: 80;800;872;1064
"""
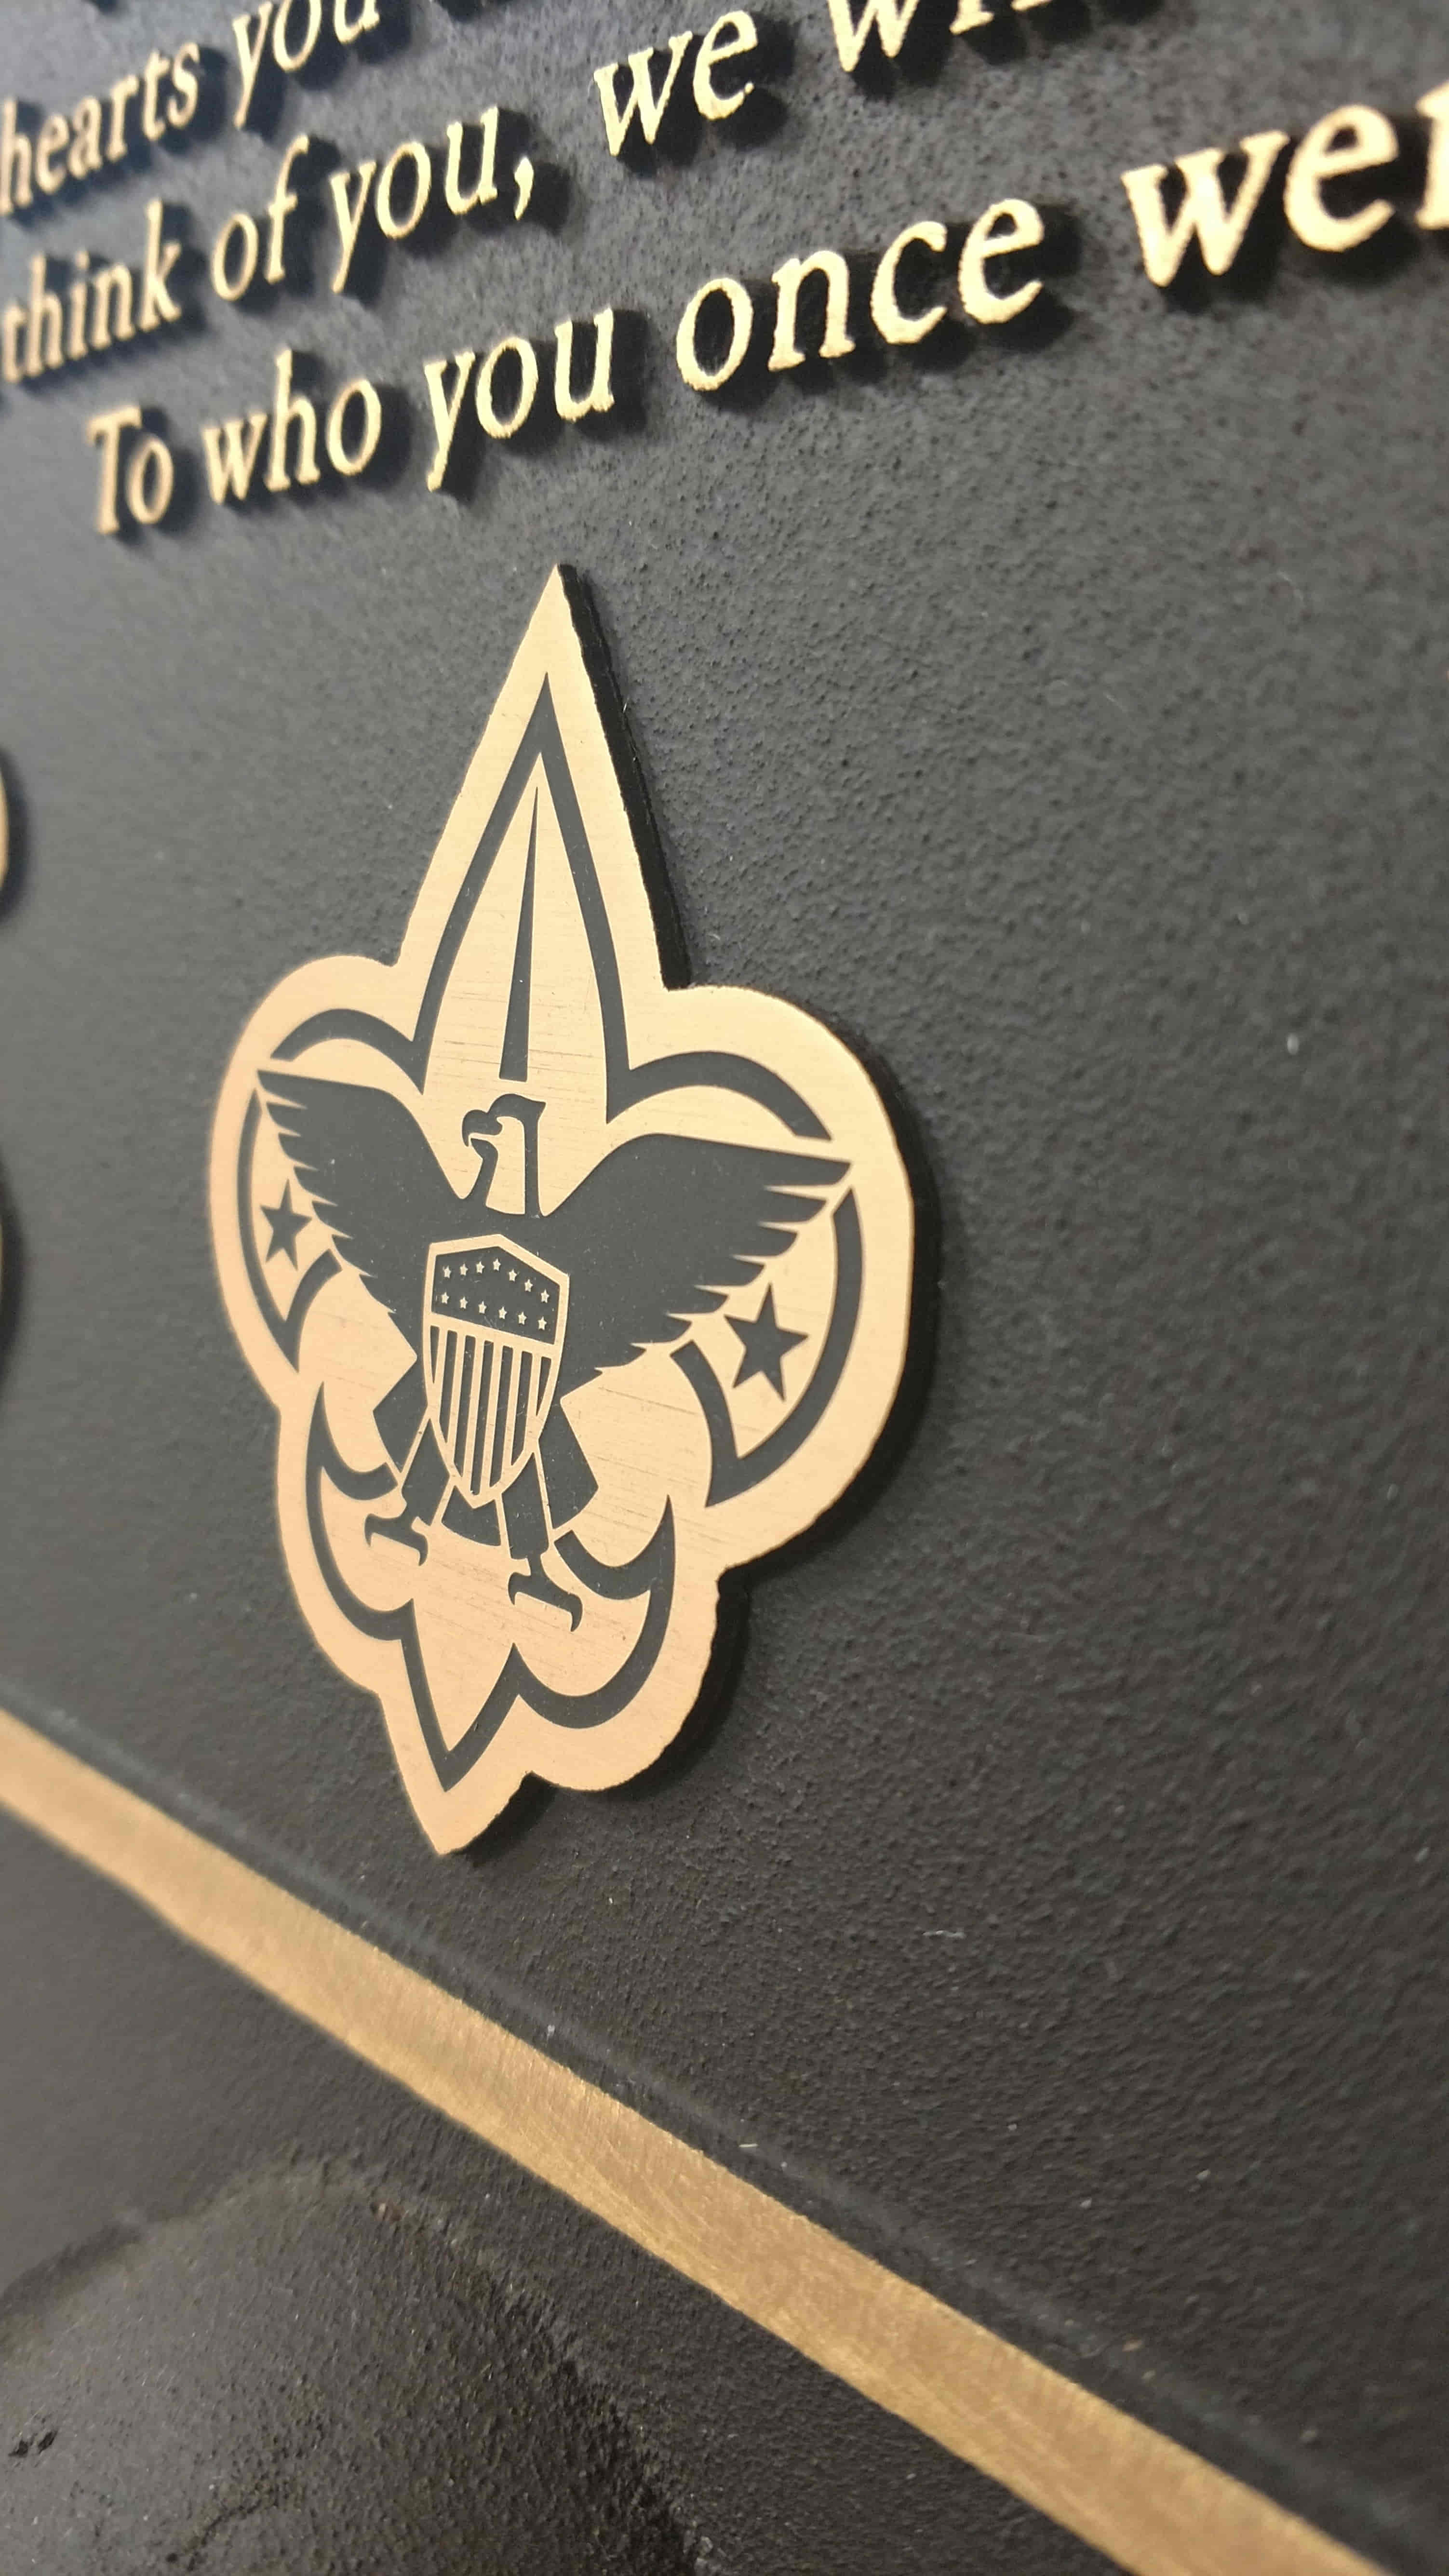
208;570;915;1851
0;1705;1386;2576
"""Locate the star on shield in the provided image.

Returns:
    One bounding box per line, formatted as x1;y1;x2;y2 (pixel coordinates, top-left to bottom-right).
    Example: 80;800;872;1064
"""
210;569;916;1851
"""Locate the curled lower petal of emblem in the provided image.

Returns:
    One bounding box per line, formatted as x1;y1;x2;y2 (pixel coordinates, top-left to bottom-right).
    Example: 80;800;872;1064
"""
209;569;917;1850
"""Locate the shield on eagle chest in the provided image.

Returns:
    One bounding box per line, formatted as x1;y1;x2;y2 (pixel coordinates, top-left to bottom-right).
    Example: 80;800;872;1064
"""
423;1235;569;1507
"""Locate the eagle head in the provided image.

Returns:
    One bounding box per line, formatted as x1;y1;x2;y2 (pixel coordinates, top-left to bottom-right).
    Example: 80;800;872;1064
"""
462;1094;545;1219
461;1107;502;1154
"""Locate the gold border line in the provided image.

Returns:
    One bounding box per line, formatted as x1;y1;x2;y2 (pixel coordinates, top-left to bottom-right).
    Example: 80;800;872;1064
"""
0;1705;1383;2576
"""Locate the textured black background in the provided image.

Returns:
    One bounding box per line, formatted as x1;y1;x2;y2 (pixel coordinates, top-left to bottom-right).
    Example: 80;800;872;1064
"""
0;2;1446;2569
0;1813;1113;2576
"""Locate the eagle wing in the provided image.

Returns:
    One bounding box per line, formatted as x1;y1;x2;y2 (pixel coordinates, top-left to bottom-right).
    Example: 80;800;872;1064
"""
258;1070;452;1332
528;1134;847;1393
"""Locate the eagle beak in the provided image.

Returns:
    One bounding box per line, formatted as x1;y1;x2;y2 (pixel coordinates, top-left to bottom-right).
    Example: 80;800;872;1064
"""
462;1110;502;1154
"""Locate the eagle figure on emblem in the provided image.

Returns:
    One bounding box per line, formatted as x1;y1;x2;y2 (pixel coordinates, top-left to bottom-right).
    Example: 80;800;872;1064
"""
258;812;845;1628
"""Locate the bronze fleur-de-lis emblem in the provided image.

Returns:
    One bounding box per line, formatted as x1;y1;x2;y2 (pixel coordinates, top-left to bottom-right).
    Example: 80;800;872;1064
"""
210;571;915;1849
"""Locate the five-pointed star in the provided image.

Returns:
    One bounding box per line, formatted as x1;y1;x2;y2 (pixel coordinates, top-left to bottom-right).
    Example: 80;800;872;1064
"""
728;1286;807;1400
260;1180;309;1266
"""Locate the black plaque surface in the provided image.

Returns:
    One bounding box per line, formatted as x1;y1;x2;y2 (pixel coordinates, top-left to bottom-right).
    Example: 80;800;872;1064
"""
0;5;1446;2572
